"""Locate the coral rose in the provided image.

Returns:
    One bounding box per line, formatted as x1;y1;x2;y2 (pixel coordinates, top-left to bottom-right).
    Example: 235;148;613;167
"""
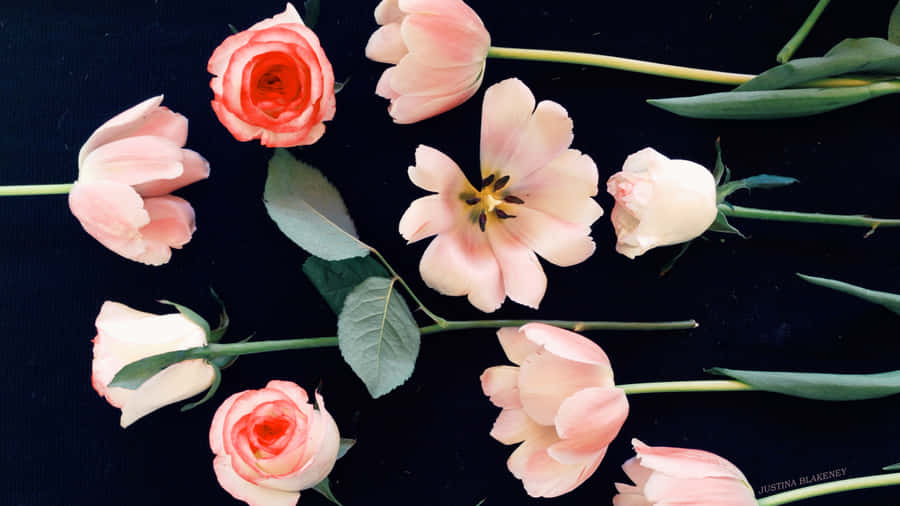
91;301;216;428
614;439;757;505
480;323;629;497
69;95;209;266
210;380;341;506
399;78;602;312
366;0;490;123
607;147;717;259
208;3;335;147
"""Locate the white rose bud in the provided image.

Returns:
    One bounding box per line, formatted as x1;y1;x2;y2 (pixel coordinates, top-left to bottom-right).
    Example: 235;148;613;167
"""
607;147;717;259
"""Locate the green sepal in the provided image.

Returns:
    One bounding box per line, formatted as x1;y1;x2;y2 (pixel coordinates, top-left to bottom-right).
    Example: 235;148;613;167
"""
890;2;900;44
180;365;222;412
210;334;255;370
717;175;798;202
108;347;205;390
797;273;900;316
303;255;390;315
158;300;211;339
337;438;356;459
712;138;726;185
706;367;900;401
208;289;230;343
227;23;238;34
312;477;343;506
659;241;692;277
334;76;351;94
476;500;486;506
304;0;320;29
884;463;900;471
707;211;745;238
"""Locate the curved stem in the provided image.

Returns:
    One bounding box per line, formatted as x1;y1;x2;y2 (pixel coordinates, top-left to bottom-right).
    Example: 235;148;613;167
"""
757;472;900;505
368;247;448;326
420;319;698;335
486;46;873;87
776;0;831;63
619;380;755;395
719;204;900;229
0;183;74;196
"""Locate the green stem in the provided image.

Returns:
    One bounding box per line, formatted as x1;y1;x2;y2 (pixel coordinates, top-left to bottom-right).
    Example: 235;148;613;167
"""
619;380;755;395
720;204;900;229
776;0;832;63
486;46;872;87
757;472;900;505
368;247;448;326
0;183;74;196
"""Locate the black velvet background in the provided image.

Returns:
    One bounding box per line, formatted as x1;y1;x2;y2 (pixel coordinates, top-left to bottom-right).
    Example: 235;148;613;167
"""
1;1;898;504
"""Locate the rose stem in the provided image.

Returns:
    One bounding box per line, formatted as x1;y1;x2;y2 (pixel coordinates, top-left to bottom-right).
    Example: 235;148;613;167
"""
719;204;900;230
776;0;831;64
756;472;900;505
486;47;873;87
0;183;74;196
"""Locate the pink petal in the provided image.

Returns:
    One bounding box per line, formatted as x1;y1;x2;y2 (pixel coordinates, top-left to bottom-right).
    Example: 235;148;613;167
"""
375;67;401;100
632;439;749;482
210;99;264;141
130;107;188;147
247;3;305;31
387;81;480;124
622;147;668;174
547;387;628;464
375;0;405;24
78;96;164;165
366;23;408;64
68;180;151;262
496;327;540;365
399;0;484;23
213;455;301;506
501;100;574;183
501;206;595;267
418;228;504;313
133;149;210;198
513;149;602;226
208;31;257;79
265;380;310;409
140;195;196;249
621;455;653;490
480;78;535;176
211;392;245;455
519;323;612;366
400;12;489;67
517;350;615;426
643;475;758;505
489;408;543;445
407;145;472;194
399;195;460;244
389;54;484;98
78;136;184;186
508;425;605;498
480;365;521;408
612;492;652;506
485;223;546;309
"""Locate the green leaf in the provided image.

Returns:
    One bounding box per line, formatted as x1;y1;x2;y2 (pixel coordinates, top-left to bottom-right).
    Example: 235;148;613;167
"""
303;255;390;314
707;211;745;238
891;2;900;44
648;83;900;120
738;38;900;92
264;149;369;261
338;277;421;398
210;334;255;370
312;477;343;506
717;174;798;201
158;300;211;339
180;366;222;412
337;438;356;460
706;367;900;401
884;463;900;471
108;348;204;390
304;0;320;29
797;273;900;316
208;288;230;343
712;138;726;185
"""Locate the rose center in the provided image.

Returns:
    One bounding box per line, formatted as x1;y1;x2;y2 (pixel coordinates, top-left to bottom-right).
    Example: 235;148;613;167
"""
253;417;291;445
460;173;525;232
250;57;303;117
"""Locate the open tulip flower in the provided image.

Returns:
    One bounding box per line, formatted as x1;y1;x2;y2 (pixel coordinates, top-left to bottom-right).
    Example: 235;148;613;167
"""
480;324;629;497
366;0;490;123
614;439;757;506
399;78;602;312
69;96;209;265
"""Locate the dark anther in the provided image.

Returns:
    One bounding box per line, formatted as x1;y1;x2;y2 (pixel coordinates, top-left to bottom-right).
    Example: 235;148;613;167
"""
478;211;487;232
481;174;495;188
465;197;481;205
503;195;525;205
493;175;510;191
495;209;516;219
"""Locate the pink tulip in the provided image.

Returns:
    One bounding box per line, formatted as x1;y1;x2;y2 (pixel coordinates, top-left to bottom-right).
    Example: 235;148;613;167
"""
69;96;209;265
480;324;628;497
614;439;757;506
399;78;602;312
365;0;490;123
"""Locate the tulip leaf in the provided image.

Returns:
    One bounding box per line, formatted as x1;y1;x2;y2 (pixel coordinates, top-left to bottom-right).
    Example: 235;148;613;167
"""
648;83;900;120
884;463;900;471
717;175;798;201
337;277;421;398
180;365;222;412
303;255;390;315
707;211;745;238
264;149;369;261
337;438;356;460
158;299;211;339
738;38;900;92
312;477;343;506
108;347;205;390
706;367;900;401
891;2;900;43
797;273;900;316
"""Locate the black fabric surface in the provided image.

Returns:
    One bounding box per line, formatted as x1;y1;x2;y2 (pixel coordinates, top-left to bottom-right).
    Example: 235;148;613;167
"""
1;1;899;505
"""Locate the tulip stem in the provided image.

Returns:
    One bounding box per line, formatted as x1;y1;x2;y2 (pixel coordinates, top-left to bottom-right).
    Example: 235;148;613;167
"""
756;472;900;505
619;380;756;395
776;0;831;64
719;204;900;231
486;46;873;87
0;183;74;196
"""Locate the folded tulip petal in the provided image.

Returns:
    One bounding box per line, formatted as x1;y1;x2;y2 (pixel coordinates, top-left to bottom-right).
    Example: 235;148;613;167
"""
214;456;301;506
140;195;196;249
519;323;613;366
387;83;480;124
621;455;653;490
612;492;652;506
375;0;404;24
419;229;505;313
390;55;483;97
643;474;757;504
502;206;595;267
496;327;540;365
399;195;458;243
400;14;489;67
514;149;602;225
632;439;749;482
408;145;471;193
501;100;574;183
130;107;188;147
489;408;543;445
120;359;215;428
79;136;185;186
480;365;522;408
375;67;401;100
366;23;408;64
69;181;151;261
78;96;165;165
133;149;210;197
518;350;616;426
548;387;628;464
508;426;605;498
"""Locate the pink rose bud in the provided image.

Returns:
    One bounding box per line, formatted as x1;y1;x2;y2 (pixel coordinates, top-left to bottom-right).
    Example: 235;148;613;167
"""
480;323;629;497
208;3;336;147
210;381;341;506
614;439;757;505
91;301;216;428
366;0;490;123
69;95;210;265
607;147;717;259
